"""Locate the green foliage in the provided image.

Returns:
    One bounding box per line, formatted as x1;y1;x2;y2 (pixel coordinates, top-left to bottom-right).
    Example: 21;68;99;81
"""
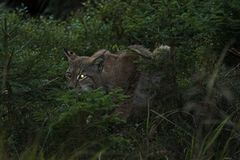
0;0;240;159
185;117;233;160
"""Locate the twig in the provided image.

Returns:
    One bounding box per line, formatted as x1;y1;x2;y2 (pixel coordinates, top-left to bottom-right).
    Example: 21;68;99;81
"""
206;38;236;101
228;48;240;57
224;63;240;78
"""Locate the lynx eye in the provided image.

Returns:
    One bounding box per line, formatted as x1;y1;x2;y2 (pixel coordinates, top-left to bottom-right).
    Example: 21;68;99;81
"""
77;74;87;80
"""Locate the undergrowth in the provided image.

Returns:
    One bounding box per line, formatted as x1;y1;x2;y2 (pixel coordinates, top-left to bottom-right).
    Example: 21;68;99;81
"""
0;0;240;159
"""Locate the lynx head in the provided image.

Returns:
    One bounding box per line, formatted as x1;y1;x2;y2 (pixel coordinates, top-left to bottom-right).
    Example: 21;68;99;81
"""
64;48;106;91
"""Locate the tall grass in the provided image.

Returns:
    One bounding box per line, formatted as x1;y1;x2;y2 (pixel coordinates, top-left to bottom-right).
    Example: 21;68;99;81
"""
0;1;240;159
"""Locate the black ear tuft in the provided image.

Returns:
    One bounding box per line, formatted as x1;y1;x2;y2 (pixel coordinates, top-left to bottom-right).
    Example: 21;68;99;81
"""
63;48;70;61
63;49;78;61
63;48;68;53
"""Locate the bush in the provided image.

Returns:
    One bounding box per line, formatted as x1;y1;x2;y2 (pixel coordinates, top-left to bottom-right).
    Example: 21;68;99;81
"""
0;0;240;159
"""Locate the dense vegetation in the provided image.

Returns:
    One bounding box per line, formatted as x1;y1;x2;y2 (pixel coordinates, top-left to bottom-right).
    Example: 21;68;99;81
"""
0;0;240;159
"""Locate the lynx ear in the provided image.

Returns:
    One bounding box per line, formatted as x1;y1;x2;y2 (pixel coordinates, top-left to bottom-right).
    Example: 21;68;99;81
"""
92;54;105;72
63;48;77;61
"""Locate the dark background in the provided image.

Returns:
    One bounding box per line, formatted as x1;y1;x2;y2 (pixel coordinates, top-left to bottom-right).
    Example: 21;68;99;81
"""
0;0;87;16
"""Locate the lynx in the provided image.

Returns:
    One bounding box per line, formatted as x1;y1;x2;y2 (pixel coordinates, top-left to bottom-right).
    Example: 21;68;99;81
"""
64;45;169;118
64;48;141;92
